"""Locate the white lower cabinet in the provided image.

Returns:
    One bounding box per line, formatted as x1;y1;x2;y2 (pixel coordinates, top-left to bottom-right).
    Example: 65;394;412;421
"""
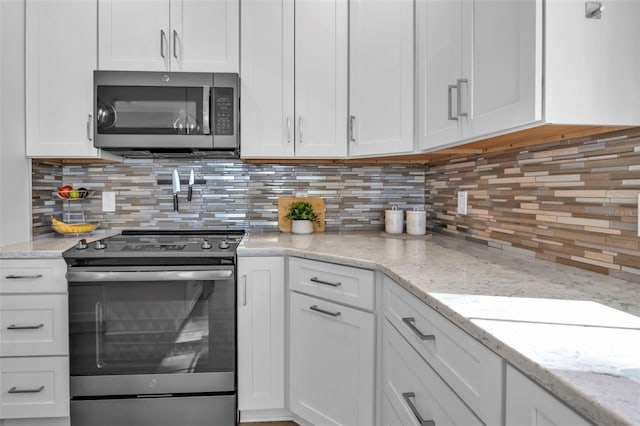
506;365;593;426
0;259;69;424
382;320;482;426
237;257;286;417
289;291;375;426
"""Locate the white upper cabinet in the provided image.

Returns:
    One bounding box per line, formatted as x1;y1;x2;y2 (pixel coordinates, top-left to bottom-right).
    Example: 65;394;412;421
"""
98;0;239;72
293;0;348;158
545;0;640;125
241;0;348;159
240;0;295;157
25;0;115;159
348;0;414;157
418;0;540;151
418;0;640;152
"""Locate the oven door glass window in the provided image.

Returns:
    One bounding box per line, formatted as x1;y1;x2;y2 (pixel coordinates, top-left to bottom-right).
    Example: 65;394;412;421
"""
96;86;210;136
69;278;234;376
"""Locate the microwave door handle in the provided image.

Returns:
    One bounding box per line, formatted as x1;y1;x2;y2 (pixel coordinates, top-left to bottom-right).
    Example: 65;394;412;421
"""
203;86;211;135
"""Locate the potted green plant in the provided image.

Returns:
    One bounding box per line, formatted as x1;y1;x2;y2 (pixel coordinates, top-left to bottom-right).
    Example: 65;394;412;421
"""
285;200;320;234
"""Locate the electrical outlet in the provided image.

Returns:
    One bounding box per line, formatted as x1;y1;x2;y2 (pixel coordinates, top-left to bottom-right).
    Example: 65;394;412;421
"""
102;191;116;212
457;191;468;215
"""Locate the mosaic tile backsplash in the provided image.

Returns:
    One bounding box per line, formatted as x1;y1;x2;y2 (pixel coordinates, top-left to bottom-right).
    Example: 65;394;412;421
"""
426;128;640;282
32;160;426;236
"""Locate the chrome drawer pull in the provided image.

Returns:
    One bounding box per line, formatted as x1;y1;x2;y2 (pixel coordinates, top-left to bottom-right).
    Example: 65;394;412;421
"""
5;274;43;280
8;386;45;394
310;305;341;317
310;277;342;287
402;317;435;341
7;323;44;330
402;392;435;426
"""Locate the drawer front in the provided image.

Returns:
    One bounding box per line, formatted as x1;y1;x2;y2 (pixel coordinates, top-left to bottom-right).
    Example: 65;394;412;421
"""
383;276;503;425
289;257;374;310
0;259;67;294
382;320;482;426
1;295;68;356
0;356;69;419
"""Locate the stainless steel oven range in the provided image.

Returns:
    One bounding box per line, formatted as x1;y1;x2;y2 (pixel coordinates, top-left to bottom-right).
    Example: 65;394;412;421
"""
62;230;244;426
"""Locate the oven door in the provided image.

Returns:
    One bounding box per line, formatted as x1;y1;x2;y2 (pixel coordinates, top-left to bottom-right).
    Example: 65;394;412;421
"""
67;266;235;397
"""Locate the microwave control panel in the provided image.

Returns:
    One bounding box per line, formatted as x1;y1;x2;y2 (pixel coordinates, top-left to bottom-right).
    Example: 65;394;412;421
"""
214;87;234;136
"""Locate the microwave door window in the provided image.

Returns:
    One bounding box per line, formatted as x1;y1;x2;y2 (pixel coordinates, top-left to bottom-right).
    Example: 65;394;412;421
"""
96;86;209;136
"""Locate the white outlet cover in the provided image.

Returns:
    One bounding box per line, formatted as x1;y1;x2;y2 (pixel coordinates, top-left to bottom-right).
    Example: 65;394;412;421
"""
102;191;116;212
457;191;468;215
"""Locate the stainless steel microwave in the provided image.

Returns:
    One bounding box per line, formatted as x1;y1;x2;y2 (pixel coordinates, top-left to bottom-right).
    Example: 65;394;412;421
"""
93;71;239;158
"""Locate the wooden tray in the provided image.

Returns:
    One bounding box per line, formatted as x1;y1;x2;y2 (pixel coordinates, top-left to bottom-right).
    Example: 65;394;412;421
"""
278;197;325;233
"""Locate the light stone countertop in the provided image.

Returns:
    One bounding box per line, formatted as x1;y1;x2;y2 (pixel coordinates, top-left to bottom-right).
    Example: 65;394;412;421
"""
238;231;640;426
2;230;638;425
0;232;117;259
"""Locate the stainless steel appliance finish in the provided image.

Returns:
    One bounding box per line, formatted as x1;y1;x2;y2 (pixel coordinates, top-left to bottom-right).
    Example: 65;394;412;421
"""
93;71;239;158
63;230;244;426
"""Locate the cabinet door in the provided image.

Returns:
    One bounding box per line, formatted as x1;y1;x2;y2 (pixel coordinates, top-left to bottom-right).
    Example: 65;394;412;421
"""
98;0;170;71
348;0;414;157
170;0;239;72
289;292;374;426
25;0;100;158
240;0;295;158
506;365;592;426
237;257;285;411
294;0;348;157
464;0;542;139
417;0;464;151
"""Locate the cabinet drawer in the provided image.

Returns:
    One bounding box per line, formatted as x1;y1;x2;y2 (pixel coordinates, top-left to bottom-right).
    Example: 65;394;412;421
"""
382;320;482;426
0;259;67;294
289;257;374;310
1;294;68;356
383;276;502;425
0;356;69;419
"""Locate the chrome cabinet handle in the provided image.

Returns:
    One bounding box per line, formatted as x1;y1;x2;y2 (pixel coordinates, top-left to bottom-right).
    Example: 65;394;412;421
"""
173;30;179;59
309;305;341;317
8;386;45;394
298;116;303;143
447;84;458;121
349;115;357;142
402;392;435;426
7;324;44;330
160;29;166;58
87;114;93;141
286;117;292;143
4;274;43;280
402;317;435;341
95;301;104;369
242;274;247;306
310;277;342;287
456;78;468;117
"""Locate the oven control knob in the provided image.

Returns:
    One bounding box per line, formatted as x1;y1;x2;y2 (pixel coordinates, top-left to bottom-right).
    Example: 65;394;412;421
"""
201;239;212;250
94;240;107;250
75;239;88;250
219;240;230;250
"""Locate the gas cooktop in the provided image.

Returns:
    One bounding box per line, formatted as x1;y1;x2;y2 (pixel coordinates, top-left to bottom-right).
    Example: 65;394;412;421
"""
62;230;245;265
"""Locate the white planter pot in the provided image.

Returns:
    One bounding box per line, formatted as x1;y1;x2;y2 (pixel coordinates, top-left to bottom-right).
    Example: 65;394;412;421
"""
292;220;313;234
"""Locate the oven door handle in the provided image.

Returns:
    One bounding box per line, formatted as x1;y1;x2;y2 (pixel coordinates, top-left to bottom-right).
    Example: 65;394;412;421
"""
67;269;233;283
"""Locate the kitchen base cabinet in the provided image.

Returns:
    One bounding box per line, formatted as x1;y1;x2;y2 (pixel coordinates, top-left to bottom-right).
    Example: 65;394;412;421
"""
237;257;286;416
289;291;374;426
0;259;69;423
382;320;483;426
506;365;593;426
